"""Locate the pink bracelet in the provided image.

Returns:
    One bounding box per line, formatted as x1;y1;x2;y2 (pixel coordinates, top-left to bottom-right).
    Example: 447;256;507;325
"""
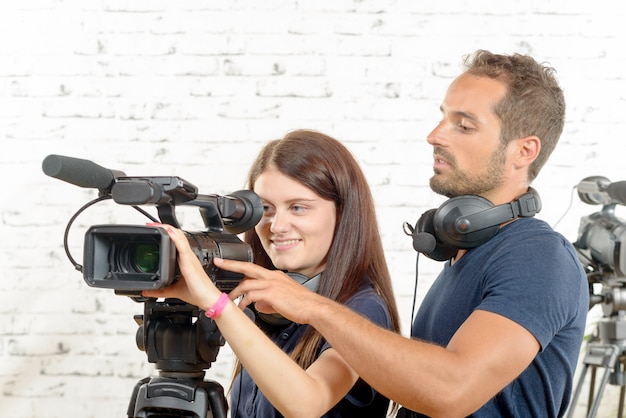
205;292;229;319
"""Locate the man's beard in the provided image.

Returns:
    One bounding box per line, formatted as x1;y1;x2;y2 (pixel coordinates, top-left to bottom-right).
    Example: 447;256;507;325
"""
430;145;507;198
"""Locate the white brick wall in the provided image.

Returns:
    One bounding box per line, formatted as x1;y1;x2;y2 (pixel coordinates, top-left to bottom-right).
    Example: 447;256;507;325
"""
1;1;625;417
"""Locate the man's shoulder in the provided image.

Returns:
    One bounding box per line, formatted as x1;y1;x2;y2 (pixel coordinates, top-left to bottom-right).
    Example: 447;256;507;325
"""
499;217;572;247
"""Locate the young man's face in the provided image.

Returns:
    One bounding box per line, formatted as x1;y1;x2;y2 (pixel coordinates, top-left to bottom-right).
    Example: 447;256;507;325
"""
427;73;510;200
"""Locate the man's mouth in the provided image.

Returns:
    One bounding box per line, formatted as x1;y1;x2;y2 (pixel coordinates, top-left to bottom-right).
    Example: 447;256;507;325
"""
433;155;450;169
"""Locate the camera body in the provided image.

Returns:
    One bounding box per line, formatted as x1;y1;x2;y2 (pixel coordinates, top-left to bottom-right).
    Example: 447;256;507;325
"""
41;154;263;295
83;224;253;292
576;210;626;278
574;176;626;315
574;176;626;278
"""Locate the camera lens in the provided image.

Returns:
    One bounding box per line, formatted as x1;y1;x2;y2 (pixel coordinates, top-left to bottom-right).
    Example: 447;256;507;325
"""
130;243;160;273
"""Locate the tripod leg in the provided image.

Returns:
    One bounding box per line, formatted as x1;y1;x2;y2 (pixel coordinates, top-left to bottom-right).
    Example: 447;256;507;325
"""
587;366;596;417
587;366;613;418
566;364;589;418
619;385;625;418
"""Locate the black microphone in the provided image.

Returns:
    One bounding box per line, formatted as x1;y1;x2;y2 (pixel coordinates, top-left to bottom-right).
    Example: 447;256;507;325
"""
412;232;437;253
577;176;626;206
403;221;437;253
42;154;122;191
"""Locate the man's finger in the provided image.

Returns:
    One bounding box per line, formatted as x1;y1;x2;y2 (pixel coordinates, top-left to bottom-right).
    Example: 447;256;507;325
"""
214;257;261;276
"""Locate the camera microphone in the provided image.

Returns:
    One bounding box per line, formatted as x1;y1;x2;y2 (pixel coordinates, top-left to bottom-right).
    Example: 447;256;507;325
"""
577;176;626;206
42;154;123;191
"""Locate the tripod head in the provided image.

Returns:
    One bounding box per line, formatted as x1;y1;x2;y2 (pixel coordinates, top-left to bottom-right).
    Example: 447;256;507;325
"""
135;298;224;373
125;298;228;418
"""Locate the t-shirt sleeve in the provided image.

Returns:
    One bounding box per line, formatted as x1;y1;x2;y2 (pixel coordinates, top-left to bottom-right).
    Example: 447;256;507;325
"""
477;232;585;350
320;287;392;353
318;287;393;408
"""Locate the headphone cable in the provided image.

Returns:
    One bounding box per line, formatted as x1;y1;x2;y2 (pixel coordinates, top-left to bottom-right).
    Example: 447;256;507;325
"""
409;253;420;338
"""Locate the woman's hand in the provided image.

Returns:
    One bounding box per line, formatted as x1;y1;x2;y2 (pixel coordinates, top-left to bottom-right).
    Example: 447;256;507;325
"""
141;223;221;310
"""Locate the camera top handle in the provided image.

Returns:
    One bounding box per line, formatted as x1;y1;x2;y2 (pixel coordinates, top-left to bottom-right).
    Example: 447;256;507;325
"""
42;154;263;233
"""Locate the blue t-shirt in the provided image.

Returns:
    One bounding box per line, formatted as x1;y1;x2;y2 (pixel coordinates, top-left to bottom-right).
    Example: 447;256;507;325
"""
230;280;393;418
409;217;588;417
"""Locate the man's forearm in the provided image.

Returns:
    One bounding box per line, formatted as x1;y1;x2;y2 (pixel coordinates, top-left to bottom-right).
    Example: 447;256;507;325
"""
308;297;540;417
308;297;462;416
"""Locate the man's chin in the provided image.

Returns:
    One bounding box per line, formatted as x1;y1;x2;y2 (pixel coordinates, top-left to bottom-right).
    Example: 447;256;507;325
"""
429;177;455;198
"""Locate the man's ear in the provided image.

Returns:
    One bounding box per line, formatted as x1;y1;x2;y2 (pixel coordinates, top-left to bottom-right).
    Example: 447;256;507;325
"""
513;135;541;169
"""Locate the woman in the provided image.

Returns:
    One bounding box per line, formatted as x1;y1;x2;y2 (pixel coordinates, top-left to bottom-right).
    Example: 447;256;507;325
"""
144;129;400;417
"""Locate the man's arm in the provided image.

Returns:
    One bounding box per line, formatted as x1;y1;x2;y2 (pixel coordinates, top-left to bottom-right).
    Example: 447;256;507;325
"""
316;301;539;416
219;258;540;417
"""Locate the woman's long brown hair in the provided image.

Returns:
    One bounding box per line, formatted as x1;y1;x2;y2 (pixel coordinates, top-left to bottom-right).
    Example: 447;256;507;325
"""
232;129;401;411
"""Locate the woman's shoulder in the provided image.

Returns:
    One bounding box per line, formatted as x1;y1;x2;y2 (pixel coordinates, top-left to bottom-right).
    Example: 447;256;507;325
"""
343;278;390;326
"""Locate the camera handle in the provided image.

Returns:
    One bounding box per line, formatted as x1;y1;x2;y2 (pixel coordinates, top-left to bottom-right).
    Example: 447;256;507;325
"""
126;298;228;418
156;203;181;228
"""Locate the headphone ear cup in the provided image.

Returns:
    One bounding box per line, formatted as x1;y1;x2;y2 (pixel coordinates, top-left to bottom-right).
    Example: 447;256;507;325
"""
433;195;499;249
415;209;458;261
414;190;541;260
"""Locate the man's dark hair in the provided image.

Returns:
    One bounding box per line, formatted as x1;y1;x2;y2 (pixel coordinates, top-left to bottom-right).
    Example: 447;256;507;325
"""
464;49;566;181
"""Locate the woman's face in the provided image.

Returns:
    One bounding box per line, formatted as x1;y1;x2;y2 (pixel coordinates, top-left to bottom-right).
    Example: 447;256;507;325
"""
253;166;337;278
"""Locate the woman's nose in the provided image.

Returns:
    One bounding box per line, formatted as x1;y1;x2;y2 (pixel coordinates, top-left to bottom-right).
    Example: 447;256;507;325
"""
269;211;290;234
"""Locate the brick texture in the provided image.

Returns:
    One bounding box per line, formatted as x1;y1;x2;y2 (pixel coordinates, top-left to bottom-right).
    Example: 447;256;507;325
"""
1;1;625;417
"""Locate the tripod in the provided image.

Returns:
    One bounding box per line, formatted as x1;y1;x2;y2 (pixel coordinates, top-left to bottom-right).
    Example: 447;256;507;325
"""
567;313;626;418
126;298;229;418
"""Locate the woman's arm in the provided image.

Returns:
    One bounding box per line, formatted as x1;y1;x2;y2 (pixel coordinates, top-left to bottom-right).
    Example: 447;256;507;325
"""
142;224;359;418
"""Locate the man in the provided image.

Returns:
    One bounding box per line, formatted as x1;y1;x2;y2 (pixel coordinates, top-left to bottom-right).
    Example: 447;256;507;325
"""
218;50;589;417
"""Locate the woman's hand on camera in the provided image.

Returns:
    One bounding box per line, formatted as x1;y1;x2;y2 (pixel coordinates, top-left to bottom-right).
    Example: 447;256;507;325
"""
141;223;222;311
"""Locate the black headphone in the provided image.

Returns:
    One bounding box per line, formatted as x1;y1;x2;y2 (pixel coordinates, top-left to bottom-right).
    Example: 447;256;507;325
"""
406;188;541;261
255;272;321;326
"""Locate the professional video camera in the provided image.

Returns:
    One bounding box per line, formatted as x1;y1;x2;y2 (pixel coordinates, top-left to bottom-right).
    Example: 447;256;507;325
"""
42;154;263;418
567;176;626;418
574;176;626;310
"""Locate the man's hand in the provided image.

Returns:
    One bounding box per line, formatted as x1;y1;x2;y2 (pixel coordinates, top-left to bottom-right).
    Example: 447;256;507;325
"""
215;257;327;325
